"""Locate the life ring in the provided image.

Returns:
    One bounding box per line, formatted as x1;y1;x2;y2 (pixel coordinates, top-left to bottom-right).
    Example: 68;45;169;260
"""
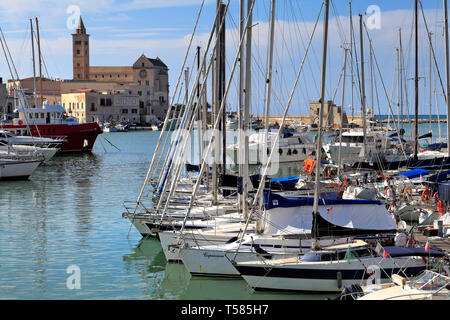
403;187;412;200
18;120;23;125
433;192;439;203
385;186;392;197
404;187;412;195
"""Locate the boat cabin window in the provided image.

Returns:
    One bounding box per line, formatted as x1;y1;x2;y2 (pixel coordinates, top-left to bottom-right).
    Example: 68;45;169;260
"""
352;248;375;258
300;248;374;262
41;113;45;119
300;253;322;262
300;252;337;262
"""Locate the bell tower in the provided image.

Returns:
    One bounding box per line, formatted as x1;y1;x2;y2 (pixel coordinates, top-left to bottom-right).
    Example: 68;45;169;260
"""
72;16;90;80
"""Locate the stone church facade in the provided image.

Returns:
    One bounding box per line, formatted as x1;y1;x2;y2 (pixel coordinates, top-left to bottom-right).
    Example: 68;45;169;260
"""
69;17;169;124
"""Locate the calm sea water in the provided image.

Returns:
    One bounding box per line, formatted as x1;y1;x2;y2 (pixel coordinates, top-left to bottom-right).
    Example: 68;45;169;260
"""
0;122;446;300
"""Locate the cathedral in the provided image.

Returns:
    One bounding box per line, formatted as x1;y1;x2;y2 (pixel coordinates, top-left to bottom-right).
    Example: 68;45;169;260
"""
65;16;170;124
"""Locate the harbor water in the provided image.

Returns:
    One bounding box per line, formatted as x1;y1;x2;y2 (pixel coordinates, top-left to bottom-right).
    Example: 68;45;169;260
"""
0;122;446;300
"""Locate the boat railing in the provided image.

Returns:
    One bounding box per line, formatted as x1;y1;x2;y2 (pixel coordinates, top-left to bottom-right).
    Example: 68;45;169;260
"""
382;290;448;300
42;136;67;142
122;200;153;215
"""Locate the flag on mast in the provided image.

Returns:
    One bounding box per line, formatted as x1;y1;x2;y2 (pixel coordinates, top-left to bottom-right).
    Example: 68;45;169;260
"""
375;242;388;258
425;239;430;252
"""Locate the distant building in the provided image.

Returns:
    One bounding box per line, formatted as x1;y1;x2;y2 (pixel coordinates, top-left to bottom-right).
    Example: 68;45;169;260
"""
6;77;61;107
0;77;17;120
68;17;169;124
61;90;140;124
309;100;348;129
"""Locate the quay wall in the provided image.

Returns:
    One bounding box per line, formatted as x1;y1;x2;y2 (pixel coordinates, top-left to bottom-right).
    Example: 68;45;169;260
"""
253;114;447;127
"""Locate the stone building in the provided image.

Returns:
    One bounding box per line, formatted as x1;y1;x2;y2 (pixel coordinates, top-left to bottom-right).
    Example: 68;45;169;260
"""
0;77;18;121
61;90;140;124
69;17;169;124
309;100;348;129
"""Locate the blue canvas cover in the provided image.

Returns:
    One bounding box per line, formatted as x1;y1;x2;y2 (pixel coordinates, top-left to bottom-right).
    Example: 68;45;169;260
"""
377;246;444;258
396;168;429;179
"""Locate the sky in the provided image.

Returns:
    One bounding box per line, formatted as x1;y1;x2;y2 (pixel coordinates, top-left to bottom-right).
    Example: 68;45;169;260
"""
0;0;449;116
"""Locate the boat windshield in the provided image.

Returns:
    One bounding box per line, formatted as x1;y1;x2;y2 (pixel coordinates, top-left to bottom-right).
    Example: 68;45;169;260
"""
300;247;374;262
411;271;450;291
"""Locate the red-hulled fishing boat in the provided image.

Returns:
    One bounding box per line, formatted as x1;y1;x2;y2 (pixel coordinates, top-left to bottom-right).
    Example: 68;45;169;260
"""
2;102;103;153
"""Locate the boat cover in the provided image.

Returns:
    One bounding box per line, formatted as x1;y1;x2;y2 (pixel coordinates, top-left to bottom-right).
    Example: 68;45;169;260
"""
263;191;396;236
396;169;429;179
427;170;450;183
378;246;444;258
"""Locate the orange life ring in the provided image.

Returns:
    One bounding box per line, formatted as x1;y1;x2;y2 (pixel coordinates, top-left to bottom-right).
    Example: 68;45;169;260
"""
434;192;439;203
385;186;392;197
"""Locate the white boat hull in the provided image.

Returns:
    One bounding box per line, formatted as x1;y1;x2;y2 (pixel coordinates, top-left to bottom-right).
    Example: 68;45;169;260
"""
236;257;427;292
179;237;352;278
0;159;42;180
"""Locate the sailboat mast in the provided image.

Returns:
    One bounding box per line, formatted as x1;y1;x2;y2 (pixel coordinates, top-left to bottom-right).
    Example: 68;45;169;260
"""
217;1;227;176
35;17;43;107
349;1;354;123
197;46;203;167
261;0;276;213
429;31;433;136
396;48;401;130
337;49;348;177
243;0;253;221
30;19;37;108
399;28;404;131
312;0;330;250
212;2;219;205
359;14;367;158
414;0;419;160
444;0;450;156
238;0;245;215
